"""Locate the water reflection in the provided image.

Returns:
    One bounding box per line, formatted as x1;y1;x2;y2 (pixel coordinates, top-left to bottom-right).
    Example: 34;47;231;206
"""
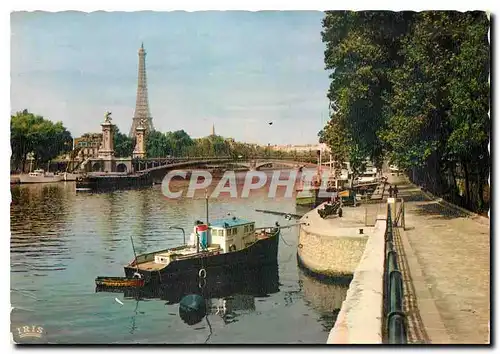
10;184;72;274
298;268;351;332
96;264;280;331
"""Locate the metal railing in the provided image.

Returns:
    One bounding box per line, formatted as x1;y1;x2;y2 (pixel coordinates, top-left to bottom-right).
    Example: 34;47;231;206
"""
394;198;405;229
383;203;408;344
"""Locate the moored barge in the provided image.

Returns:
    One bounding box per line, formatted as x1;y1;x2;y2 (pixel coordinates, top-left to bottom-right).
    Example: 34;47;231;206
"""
76;172;153;192
123;216;280;285
97;263;280;303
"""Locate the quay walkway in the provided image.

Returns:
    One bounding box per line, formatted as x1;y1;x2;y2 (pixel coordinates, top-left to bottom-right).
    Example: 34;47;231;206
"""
300;173;490;344
388;174;490;344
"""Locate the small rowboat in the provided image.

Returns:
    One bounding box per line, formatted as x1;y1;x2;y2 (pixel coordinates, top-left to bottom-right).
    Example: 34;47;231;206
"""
95;276;145;288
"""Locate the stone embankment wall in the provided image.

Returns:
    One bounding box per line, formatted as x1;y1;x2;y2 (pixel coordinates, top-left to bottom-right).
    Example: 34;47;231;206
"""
297;204;371;277
327;215;387;344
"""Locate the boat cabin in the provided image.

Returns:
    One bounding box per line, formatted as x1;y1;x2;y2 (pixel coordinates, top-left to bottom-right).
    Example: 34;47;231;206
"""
189;217;256;253
208;217;256;253
130;217;260;272
29;169;45;177
356;168;378;184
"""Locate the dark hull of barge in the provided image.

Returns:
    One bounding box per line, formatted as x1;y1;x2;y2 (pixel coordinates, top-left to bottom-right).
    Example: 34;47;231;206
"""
123;230;280;285
76;173;153;192
98;263;279;303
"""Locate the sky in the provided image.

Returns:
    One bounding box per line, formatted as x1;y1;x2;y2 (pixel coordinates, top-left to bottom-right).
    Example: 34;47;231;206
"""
10;11;332;145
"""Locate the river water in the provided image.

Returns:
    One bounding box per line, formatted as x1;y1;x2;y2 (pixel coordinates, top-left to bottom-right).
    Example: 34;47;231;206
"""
10;170;350;344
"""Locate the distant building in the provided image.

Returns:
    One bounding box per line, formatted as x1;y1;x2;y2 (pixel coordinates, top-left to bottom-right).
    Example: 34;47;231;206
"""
271;143;329;153
73;133;102;159
211;123;216;136
129;43;154;137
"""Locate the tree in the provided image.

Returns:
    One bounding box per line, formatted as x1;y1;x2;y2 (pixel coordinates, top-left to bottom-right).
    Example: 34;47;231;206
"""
145;131;170;158
165;130;194;156
446;12;490;211
114;127;134;158
321;11;414;166
381;11;490;211
10;109;73;171
320;11;490;213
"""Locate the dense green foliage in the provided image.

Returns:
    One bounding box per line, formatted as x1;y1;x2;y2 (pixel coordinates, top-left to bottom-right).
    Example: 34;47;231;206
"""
10;109;317;174
10;109;73;172
144;130;316;161
114;127;135;158
321;11;490;213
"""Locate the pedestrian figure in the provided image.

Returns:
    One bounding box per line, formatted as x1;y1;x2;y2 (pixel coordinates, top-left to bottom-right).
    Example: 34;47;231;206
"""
388;185;393;198
394;185;399;198
330;189;339;204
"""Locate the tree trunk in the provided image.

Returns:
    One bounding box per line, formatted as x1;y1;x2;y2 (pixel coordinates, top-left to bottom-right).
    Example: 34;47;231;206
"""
20;156;26;173
462;159;471;210
477;160;486;212
449;163;459;204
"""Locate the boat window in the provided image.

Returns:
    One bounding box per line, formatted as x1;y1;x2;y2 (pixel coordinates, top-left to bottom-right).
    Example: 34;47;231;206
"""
232;228;238;235
244;225;248;232
250;224;254;231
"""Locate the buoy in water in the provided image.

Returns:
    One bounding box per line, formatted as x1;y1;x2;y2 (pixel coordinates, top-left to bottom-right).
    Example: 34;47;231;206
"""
179;294;206;325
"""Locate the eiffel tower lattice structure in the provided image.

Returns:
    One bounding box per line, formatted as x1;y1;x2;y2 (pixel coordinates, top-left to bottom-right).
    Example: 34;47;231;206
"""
129;43;154;138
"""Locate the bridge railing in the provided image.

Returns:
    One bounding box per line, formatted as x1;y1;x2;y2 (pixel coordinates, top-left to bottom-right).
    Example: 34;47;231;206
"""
383;203;408;344
134;156;317;164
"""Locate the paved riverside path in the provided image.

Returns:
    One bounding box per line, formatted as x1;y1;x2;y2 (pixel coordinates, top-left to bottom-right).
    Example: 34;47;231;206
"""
386;174;490;344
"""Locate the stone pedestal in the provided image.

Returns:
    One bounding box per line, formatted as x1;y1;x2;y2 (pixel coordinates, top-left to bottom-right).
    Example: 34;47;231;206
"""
133;123;146;159
98;113;115;159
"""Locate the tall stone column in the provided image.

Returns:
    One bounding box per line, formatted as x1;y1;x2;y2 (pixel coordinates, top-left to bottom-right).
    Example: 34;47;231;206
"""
133;119;146;159
98;111;115;172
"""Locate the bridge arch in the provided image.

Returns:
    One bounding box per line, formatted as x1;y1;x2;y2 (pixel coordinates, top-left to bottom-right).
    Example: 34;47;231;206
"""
92;162;101;172
116;163;128;173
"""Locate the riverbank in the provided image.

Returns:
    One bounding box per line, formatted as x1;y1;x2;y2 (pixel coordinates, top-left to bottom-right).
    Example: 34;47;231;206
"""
406;176;489;225
327;214;387;344
294;183;389;344
326;173;490;344
297;182;387;277
297;204;372;277
389;174;490;344
10;175;20;184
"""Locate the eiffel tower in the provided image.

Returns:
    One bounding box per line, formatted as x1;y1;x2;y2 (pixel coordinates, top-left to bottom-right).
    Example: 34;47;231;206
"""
129;43;154;138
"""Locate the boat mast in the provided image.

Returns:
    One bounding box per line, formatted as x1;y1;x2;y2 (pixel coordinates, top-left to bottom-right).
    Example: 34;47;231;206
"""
317;146;323;185
318;148;322;174
205;189;209;226
130;235;139;272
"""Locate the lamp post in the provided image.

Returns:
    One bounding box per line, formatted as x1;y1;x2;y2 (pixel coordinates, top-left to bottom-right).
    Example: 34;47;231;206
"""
169;226;186;246
26;152;35;173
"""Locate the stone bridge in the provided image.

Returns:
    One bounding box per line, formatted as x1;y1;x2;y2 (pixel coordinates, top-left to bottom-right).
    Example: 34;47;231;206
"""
139;157;317;183
227;159;316;171
81;156;317;183
81;156;232;174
